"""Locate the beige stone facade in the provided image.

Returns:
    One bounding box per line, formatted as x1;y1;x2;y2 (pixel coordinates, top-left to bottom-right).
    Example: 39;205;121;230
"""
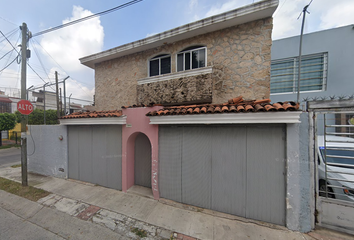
94;17;273;111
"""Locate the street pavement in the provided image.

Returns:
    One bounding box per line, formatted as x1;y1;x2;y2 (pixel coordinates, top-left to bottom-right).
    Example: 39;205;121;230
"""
0;166;353;239
0;147;20;168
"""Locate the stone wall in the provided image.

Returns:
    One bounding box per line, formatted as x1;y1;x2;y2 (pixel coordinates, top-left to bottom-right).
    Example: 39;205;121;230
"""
94;18;273;110
137;73;213;105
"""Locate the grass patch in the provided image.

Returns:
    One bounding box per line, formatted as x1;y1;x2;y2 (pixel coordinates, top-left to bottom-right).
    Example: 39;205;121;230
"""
0;177;50;201
11;164;21;168
0;144;20;149
131;227;147;238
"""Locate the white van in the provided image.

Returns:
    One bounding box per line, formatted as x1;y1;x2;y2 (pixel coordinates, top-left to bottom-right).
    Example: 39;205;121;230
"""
317;135;354;202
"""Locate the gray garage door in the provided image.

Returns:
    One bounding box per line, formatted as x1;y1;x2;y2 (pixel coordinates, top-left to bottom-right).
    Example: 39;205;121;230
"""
68;125;122;190
159;125;286;226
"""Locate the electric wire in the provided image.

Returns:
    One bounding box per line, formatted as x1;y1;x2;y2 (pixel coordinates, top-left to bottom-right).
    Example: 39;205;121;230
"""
0;16;17;26
0;49;15;61
0;28;18;45
273;0;288;17
33;36;93;87
297;0;313;20
27;62;55;88
0;29;20;53
31;38;94;98
29;39;55;90
0;56;18;73
28;125;36;156
0;30;20;77
32;0;143;37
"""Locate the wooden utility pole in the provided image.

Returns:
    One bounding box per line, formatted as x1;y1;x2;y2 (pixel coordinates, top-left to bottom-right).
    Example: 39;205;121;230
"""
55;71;60;123
20;22;28;186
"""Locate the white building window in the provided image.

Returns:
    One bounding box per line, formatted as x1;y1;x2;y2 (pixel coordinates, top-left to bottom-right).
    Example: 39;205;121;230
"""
270;52;328;94
177;46;206;72
149;54;171;77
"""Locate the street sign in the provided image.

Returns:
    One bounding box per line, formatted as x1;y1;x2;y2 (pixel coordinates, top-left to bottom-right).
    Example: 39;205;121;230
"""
17;100;34;115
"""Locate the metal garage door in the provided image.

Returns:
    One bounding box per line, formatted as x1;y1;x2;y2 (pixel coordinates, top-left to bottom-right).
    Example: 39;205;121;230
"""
68;125;122;190
159;125;286;226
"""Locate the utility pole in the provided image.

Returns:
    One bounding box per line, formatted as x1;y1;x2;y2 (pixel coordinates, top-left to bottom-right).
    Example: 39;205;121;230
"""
59;88;62;116
55;71;60;123
20;22;29;186
297;0;312;103
27;85;34;100
63;76;69;115
43;82;49;124
68;93;72;115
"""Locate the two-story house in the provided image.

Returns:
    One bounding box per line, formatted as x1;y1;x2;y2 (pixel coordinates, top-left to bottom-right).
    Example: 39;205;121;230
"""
53;0;311;232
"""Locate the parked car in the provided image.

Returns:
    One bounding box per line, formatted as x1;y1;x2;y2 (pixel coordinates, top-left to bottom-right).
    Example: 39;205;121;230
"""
317;135;354;202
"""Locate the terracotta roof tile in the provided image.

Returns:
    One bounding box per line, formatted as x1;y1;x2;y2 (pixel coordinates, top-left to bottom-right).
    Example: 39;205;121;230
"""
146;96;300;116
60;110;123;119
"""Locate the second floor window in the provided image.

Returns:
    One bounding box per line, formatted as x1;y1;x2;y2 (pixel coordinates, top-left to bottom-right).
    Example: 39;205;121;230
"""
177;46;206;72
149;54;171;77
270;52;328;94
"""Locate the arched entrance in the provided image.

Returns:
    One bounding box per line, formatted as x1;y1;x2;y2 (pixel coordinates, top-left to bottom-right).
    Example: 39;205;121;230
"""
121;105;163;199
134;133;151;188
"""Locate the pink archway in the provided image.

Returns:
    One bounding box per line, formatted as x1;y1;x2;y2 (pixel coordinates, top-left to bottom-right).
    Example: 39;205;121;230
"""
121;106;163;200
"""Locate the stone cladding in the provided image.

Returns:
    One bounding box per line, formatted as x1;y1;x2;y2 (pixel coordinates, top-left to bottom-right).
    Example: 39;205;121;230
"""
94;17;273;110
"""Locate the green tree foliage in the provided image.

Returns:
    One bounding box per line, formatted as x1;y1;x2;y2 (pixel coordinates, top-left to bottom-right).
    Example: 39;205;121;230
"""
0;113;16;131
15;109;58;125
0;113;16;146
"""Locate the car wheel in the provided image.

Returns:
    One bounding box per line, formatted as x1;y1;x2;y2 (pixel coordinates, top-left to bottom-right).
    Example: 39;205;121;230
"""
319;181;335;198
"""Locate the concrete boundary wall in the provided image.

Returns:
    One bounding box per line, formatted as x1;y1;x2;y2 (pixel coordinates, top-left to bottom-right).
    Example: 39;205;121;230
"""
286;112;312;232
27;125;68;178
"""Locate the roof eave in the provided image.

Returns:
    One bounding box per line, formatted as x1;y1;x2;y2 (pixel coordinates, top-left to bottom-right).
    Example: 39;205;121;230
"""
60;116;127;125
148;112;301;125
80;0;278;69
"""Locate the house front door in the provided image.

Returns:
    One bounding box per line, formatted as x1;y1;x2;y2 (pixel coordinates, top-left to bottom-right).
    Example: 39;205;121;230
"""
134;133;152;188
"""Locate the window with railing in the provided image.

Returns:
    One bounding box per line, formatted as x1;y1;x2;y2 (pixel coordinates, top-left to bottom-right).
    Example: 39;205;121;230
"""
270;52;327;94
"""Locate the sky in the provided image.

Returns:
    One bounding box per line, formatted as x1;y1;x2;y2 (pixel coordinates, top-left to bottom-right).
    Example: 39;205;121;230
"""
0;0;353;106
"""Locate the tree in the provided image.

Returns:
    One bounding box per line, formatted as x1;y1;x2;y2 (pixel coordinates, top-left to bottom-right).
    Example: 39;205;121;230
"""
0;112;16;146
15;109;59;125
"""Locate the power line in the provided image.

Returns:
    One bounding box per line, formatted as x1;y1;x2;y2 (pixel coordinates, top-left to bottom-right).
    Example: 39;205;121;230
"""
0;16;17;26
0;28;18;44
0;49;15;61
297;0;313;20
27;62;56;90
273;0;288;17
32;0;143;37
30;39;94;99
0;29;20;53
29;39;54;85
0;56;18;73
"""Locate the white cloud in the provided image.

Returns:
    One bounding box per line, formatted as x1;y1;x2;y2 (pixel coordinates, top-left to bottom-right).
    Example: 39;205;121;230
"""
39;6;104;73
189;0;198;9
205;0;255;17
272;0;305;39
146;32;158;38
272;0;354;40
31;5;103;102
318;1;354;29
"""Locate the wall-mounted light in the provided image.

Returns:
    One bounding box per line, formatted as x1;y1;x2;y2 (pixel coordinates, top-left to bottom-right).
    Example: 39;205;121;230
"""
59;135;63;141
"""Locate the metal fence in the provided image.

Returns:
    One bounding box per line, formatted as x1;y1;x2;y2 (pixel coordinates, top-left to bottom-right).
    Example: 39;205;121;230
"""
318;112;354;202
8;131;21;145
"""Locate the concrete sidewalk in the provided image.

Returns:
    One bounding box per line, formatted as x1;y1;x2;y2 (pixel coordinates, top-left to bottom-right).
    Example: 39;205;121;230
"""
0;167;351;240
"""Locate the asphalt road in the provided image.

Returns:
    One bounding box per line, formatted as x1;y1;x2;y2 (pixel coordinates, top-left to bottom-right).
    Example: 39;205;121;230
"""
0;147;21;167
